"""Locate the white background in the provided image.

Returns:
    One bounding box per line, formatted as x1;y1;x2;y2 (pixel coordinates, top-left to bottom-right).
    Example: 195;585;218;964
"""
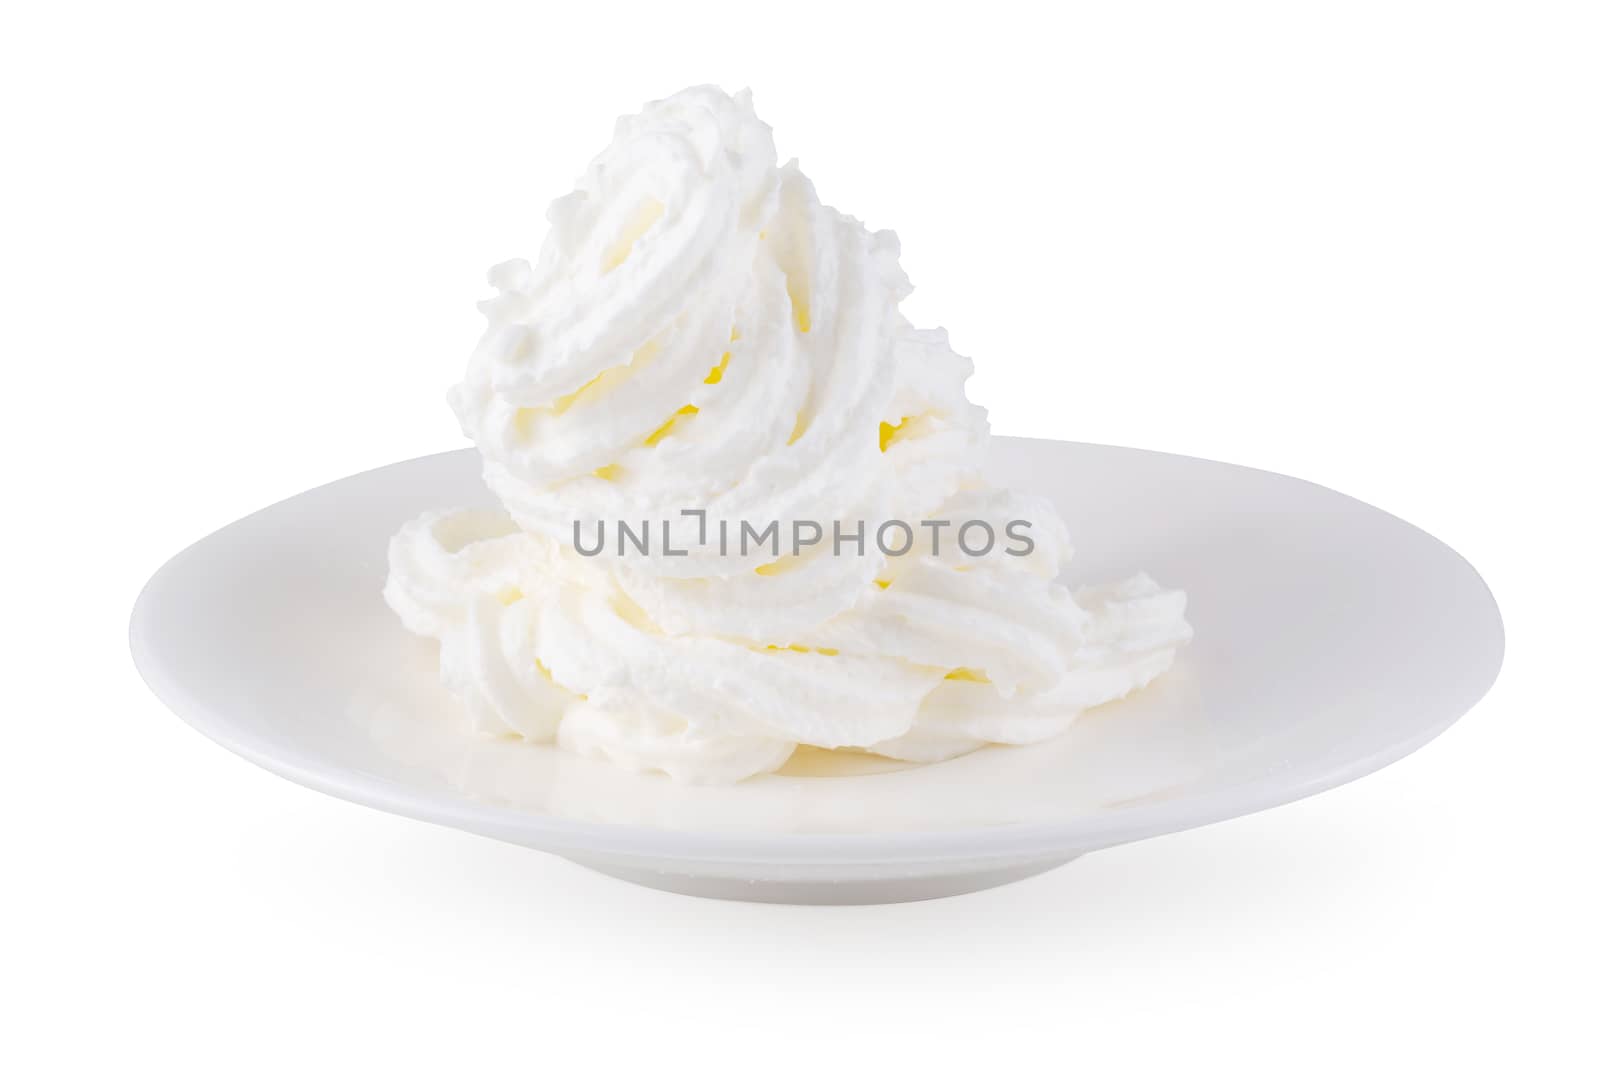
4;1;1596;1063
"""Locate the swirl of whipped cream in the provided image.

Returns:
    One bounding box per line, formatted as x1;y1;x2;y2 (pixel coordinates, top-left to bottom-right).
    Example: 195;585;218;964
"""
386;86;1191;784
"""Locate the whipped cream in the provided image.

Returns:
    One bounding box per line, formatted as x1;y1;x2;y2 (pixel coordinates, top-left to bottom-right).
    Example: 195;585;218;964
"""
385;86;1191;784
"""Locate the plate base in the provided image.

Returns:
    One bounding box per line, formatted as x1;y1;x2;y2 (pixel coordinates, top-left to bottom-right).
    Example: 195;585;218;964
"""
570;853;1081;905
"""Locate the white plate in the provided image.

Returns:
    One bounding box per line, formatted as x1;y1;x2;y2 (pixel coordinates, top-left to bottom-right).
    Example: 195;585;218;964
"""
130;438;1503;904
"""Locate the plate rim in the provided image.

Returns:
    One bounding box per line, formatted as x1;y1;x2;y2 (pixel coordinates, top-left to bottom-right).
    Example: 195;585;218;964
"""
129;439;1505;866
